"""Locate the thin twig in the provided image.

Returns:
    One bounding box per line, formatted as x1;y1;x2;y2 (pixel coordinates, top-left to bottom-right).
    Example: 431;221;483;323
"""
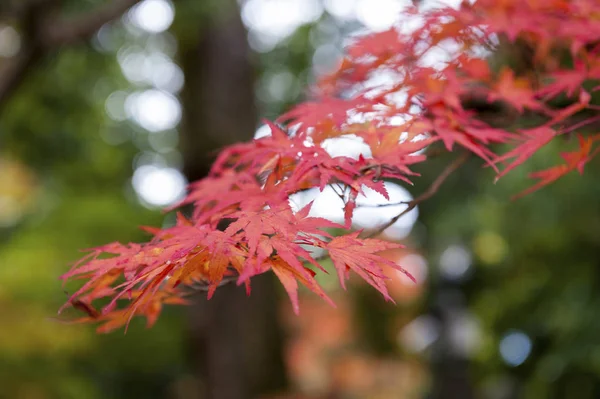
356;200;409;208
182;153;470;280
331;182;347;202
561;114;600;135
362;152;470;239
0;0;54;110
186;275;239;293
45;0;143;46
0;0;145;114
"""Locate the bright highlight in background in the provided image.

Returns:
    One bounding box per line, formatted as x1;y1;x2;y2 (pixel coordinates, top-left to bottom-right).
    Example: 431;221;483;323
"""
0;25;21;57
439;245;472;281
242;0;324;51
499;330;532;367
355;0;411;32
129;0;175;33
126;90;181;132
132;165;186;207
399;315;440;352
289;181;418;240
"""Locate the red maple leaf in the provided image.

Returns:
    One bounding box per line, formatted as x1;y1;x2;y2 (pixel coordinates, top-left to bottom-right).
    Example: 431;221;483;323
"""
324;232;414;301
60;0;600;332
488;68;545;113
494;127;557;179
513;134;600;199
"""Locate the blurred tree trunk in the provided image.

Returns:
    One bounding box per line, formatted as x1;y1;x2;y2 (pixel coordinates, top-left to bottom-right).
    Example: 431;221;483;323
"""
178;2;287;398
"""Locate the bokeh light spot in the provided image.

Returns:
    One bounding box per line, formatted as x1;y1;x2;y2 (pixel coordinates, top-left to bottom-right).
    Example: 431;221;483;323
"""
499;330;532;367
132;165;186;207
129;0;175;33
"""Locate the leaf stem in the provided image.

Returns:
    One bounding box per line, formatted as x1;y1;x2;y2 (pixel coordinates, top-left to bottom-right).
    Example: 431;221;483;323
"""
363;152;470;238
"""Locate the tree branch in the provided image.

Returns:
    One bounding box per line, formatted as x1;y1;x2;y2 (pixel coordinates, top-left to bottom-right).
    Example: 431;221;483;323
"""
186;275;239;293
45;0;143;46
363;152;470;239
177;153;470;293
0;0;55;111
0;0;144;114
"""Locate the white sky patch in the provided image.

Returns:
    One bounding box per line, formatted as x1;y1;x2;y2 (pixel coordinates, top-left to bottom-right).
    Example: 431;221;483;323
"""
324;0;359;20
398;12;425;35
129;0;175;34
241;0;473;51
321;135;372;159
289;186;345;222
354;181;418;240
132;165;186;207
242;0;324;51
126;89;181;132
418;38;463;70
420;0;468;11
254;124;273;139
289;181;418;240
355;0;411;32
362;69;407;102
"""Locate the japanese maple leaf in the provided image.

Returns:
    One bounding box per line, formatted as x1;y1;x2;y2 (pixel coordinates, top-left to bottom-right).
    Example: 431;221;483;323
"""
293;152;362;192
269;255;335;314
237;120;310;168
166;229;248;298
62;222;210;314
363;126;431;177
488;69;545;113
60;0;600;333
292;152;395;226
61;286;188;334
179;170;263;223
547;91;592;126
494;126;557;179
347;27;407;60
100;290;188;333
459;55;491;81
538;61;589;100
324;232;414;301
513;134;600;198
278;97;369;136
225;202;341;279
432;123;499;170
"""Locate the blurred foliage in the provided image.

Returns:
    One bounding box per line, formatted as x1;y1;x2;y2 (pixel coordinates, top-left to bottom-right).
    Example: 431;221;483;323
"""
416;137;600;398
0;3;187;399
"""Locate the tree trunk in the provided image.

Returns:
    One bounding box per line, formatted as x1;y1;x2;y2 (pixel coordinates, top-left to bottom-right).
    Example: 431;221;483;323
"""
178;2;287;398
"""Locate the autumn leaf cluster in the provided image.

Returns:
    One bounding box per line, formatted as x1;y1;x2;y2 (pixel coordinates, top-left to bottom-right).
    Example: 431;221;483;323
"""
60;0;600;332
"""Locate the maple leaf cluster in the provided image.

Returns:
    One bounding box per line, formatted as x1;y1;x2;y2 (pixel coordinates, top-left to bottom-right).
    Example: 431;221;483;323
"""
60;0;600;332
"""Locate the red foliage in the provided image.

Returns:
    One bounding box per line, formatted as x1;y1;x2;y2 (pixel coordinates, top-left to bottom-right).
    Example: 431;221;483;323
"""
60;0;600;332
